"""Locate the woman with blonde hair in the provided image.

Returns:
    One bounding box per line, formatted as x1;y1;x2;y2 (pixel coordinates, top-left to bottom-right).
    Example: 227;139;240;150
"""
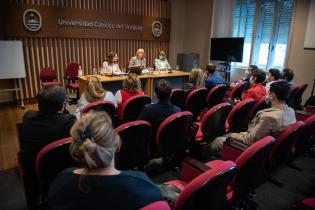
74;76;116;118
115;73;144;120
48;111;162;210
128;48;146;68
183;68;205;93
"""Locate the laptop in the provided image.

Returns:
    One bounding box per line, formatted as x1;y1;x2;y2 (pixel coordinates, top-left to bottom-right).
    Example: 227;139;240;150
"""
128;66;143;75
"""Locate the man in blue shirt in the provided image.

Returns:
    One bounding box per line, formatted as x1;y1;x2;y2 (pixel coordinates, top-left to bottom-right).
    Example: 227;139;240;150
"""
138;79;181;154
204;63;225;90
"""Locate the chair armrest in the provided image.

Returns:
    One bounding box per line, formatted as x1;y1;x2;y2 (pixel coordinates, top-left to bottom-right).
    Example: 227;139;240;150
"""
221;138;249;161
226;138;249;150
304;106;315;114
180;157;211;183
295;110;312;122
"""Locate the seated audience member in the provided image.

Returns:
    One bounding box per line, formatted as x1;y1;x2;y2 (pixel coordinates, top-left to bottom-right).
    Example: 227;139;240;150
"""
241;65;258;83
154;50;171;71
129;48;146;69
74;76;116;118
241;69;267;101
209;80;296;154
282;67;294;85
19;86;76;210
265;68;281;91
48;111;162;210
183;68;205;93
115;73;145;120
138;80;181;149
204;63;224;90
101;51;121;74
231;65;259;87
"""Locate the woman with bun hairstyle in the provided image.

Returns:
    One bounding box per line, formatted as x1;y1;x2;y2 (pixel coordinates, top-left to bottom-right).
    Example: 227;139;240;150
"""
48;111;162;210
74;76;116;118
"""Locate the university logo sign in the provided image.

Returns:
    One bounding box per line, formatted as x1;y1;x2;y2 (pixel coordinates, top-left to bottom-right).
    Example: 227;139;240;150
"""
23;9;42;32
152;21;162;37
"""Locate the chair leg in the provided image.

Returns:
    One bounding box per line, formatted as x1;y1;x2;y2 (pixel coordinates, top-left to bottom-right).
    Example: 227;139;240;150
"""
287;162;303;171
267;175;284;187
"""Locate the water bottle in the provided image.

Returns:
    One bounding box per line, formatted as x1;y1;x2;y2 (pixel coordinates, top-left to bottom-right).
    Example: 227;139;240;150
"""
93;67;97;75
78;66;83;76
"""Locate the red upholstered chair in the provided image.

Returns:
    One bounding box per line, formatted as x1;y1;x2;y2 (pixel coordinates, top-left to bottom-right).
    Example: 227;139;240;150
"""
39;67;63;87
226;98;255;133
305;106;315;114
194;102;232;144
139;201;171;210
115;120;151;170
170;88;186;110
294;197;315;210
164;160;237;210
249;96;270;120
35;137;77;200
206;84;227;109
81;100;116;119
121;95;151;123
293;114;315;157
206;136;275;207
290;84;308;110
268;121;305;171
287;85;299;106
64;62;80;103
156;111;193;165
229;81;249;100
184;87;208;121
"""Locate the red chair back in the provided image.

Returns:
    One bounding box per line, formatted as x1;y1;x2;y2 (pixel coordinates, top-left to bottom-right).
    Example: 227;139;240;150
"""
40;67;57;82
173;161;237;210
115;120;151;170
200;102;232;143
121;95;151;122
82;100;116;118
290;84;308;110
231;136;275;202
206;84;227;109
156;111;193;164
35;137;77;199
185;87;208;120
170;88;186;110
140;201;171;210
227;98;256;132
294;114;315;157
65;62;80;80
249;96;270;120
268;121;305;170
230;81;249;100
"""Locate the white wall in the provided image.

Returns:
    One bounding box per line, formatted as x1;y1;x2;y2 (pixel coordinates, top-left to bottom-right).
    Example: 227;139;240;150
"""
169;0;213;68
286;0;315;103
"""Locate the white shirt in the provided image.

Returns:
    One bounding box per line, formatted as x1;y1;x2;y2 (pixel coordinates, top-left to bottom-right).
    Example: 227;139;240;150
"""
101;61;121;74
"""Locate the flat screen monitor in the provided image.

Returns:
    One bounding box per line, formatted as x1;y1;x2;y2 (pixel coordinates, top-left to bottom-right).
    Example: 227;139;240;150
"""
210;37;244;62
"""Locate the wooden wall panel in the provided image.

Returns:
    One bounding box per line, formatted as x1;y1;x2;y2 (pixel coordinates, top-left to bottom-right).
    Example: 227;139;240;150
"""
6;0;170;99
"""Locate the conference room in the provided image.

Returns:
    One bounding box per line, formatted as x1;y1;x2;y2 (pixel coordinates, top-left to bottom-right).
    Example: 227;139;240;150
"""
0;0;315;210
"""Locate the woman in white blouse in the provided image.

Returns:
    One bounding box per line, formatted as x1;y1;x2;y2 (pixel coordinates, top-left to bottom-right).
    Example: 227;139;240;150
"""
101;51;121;74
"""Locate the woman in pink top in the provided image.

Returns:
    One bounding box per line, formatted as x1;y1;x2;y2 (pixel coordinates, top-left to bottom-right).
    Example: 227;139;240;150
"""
115;73;144;120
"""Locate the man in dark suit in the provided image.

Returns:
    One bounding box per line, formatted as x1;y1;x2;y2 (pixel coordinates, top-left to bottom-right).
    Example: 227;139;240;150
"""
138;80;181;154
19;85;76;210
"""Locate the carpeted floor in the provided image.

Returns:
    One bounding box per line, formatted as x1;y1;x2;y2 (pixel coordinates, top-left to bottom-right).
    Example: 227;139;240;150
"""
0;156;314;210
